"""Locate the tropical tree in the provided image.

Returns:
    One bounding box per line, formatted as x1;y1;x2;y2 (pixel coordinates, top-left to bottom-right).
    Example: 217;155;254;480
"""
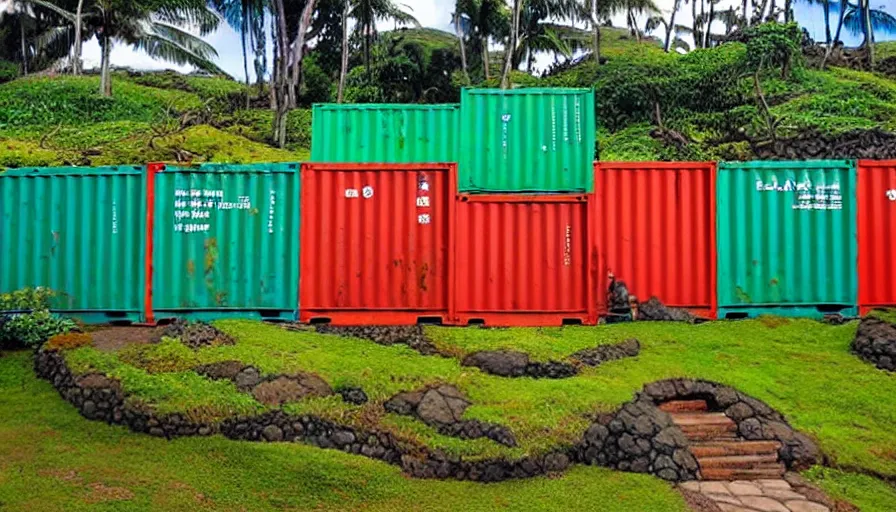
453;0;473;82
459;0;506;79
647;0;687;51
32;0;222;96
500;0;521;88
836;0;896;64
209;0;266;101
350;0;418;81
514;0;585;72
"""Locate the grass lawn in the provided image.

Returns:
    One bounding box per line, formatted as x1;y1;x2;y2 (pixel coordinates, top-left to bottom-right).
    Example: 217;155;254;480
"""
53;318;896;482
0;351;690;512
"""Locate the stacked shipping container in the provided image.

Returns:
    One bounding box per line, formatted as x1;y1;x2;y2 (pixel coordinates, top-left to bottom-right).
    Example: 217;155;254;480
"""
2;90;894;325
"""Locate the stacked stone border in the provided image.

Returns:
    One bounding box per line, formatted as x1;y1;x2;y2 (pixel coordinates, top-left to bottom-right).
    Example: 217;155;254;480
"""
34;349;572;482
35;351;820;484
575;378;820;482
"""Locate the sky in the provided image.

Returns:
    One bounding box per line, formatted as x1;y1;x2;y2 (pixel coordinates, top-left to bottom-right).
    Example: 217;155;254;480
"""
79;0;895;79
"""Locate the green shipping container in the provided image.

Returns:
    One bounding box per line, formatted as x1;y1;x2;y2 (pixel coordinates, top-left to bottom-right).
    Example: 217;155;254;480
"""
311;104;459;163
0;166;145;323
716;160;858;319
151;163;300;321
459;88;596;192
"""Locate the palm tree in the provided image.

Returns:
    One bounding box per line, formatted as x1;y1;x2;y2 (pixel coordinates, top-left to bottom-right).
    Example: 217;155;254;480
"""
453;0;474;82
841;0;896;64
623;0;658;41
351;0;418;81
32;0;222;97
514;0;584;72
500;0;521;88
464;0;507;79
209;0;266;101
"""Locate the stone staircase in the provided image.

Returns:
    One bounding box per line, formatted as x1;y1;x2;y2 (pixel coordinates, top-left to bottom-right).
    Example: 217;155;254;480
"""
659;400;785;481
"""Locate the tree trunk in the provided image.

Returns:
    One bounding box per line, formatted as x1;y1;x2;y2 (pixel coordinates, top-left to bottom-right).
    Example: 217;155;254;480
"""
337;0;350;102
272;0;290;146
742;0;748;27
592;0;601;65
785;0;793;22
253;15;266;96
862;0;874;65
364;22;371;82
20;18;27;75
455;12;469;83
482;37;490;79
73;0;84;75
768;0;776;21
692;0;700;49
501;0;521;89
823;0;847;68
705;1;715;48
665;1;679;52
241;5;250;108
99;33;112;97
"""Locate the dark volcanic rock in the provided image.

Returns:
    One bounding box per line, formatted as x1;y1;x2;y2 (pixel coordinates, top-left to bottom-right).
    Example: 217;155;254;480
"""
852;317;896;372
338;386;369;405
315;325;439;355
637;298;696;322
416;385;470;426
569;339;641;367
462;350;530;377
251;375;333;407
233;367;263;391
383;391;424;416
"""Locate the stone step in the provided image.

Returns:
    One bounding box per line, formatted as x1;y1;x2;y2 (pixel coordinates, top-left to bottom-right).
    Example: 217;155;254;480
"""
690;441;782;457
699;464;786;481
669;412;735;426
658;400;709;413
696;454;780;469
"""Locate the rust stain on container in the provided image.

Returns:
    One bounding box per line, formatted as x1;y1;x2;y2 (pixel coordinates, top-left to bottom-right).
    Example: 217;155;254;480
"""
299;163;456;325
594;162;718;319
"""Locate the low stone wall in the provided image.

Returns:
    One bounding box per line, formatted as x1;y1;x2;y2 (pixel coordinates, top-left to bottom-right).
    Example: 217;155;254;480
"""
35;351;821;484
34;349;567;482
852;318;896;372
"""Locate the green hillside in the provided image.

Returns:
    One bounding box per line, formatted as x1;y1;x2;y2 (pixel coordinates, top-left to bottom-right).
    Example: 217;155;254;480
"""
0;25;894;169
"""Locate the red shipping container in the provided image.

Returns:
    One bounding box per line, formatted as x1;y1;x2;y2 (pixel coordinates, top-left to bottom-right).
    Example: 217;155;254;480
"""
455;195;596;326
594;162;717;319
299;163;456;325
858;160;896;315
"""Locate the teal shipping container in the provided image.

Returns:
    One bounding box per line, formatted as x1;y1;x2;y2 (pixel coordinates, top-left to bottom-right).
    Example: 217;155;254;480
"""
0;166;146;323
716;160;858;319
149;163;300;322
311;104;460;163
459;88;596;192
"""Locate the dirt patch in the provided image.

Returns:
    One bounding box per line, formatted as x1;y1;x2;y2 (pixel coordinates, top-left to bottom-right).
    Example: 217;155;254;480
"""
91;326;160;352
84;482;135;504
76;373;120;391
195;360;247;381
250;375;333;407
678;488;722;512
160;319;235;350
38;468;82;483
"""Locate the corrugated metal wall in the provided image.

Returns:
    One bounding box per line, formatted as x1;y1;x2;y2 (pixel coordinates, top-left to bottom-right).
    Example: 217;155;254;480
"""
716;160;857;318
0;166;145;321
459;88;596;193
151;163;300;320
594;162;717;318
455;195;595;326
299;163;455;325
858;160;896;314
311;104;460;163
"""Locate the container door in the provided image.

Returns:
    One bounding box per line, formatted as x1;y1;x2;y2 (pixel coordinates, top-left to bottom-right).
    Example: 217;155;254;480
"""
717;160;857;318
151;163;300;321
858;160;896;315
299;164;455;325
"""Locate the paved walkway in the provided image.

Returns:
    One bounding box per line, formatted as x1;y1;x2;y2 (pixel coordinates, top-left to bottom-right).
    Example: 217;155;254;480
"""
680;478;831;512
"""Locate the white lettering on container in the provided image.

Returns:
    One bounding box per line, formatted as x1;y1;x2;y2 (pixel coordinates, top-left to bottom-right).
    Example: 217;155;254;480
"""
887;189;896;201
268;190;276;234
362;186;374;199
416;196;430;207
564;224;572;266
111;202;118;235
754;178;844;210
345;188;359;198
418;214;431;225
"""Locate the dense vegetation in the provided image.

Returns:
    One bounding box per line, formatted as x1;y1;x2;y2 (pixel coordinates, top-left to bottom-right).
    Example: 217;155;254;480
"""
0;23;894;168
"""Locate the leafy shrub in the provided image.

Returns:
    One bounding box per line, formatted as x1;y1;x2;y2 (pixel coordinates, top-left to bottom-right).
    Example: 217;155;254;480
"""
0;287;59;311
0;310;77;349
45;332;93;351
742;22;802;77
0;60;18;84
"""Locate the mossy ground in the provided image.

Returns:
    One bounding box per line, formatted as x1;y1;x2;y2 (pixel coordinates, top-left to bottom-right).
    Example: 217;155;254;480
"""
56;319;896;482
0;351;692;512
